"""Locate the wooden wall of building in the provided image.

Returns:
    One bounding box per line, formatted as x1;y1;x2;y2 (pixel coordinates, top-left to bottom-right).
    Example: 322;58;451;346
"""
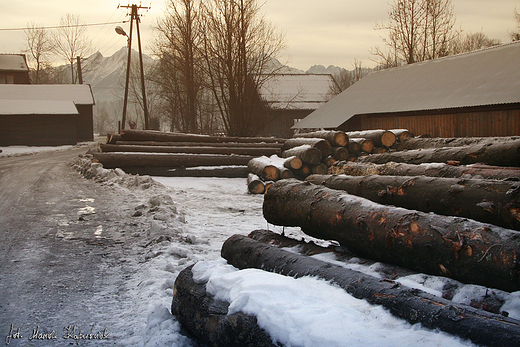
0;114;78;146
339;106;520;138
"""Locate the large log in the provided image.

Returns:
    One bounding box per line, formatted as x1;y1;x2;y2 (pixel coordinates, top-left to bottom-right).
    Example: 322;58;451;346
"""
389;129;415;142
263;180;520;292
247;157;279;181
173;265;278;347
222;233;520;347
329;161;520;181
295;130;348;147
282;138;332;157
99;143;281;157
358;139;520;167
282;145;322;164
397;136;520;151
347;130;396;148
247;173;265;194
306;174;520;230
119;166;249;177
92;152;253;168
120;129;285;144
116;140;284;148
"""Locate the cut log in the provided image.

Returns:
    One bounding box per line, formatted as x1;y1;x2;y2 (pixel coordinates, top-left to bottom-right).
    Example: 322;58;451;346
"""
389;129;415;142
295;130;348;147
371;147;388;154
282;145;322;164
310;163;328;175
263;180;520;292
347;130;396;148
306;174;520;230
347;139;361;155
106;133;121;144
116;140;284;148
322;155;337;167
397;136;520;151
258;155;295;179
173;265;278;347
329;161;520;181
222;233;520;347
357;139;520;167
247;156;280;181
331;146;349;160
349;138;374;153
293;165;312;178
283;138;332;157
247;173;265;194
120;129;285;144
93;152;253;168
282;156;303;170
122;165;249;177
99;143;281;157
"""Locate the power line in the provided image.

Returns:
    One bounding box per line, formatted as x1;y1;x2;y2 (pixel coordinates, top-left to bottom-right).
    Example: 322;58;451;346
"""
0;20;129;32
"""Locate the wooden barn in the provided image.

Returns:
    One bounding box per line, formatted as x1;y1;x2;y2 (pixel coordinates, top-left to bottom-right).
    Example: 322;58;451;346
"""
0;84;95;146
255;74;339;138
293;41;520;137
0;54;30;84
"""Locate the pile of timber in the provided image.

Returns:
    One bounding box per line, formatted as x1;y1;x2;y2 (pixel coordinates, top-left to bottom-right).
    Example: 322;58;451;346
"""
245;129;417;194
95;129;285;177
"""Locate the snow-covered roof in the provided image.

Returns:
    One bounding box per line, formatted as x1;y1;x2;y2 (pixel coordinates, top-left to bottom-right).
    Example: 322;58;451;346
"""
0;99;78;115
258;74;338;111
293;41;520;129
0;84;95;105
0;54;29;71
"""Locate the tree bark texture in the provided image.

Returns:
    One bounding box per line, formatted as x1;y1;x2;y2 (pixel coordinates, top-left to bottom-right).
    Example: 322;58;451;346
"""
305;174;520;231
221;233;520;347
357;139;520;167
120;129;286;144
282;145;322;165
347;130;396;148
329;161;520;181
397;136;520;151
247;173;265;194
295;130;348;147
390;129;415;142
173;265;278;347
332;146;349;160
99;143;281;157
263;180;520;292
247;157;279;181
115;140;284;148
283;138;332;158
93;152;253;168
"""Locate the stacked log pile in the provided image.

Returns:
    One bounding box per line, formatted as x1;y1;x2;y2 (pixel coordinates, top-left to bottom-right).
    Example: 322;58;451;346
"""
94;129;285;177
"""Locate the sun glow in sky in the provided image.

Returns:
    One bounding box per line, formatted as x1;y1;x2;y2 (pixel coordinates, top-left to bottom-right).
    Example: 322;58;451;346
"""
1;0;518;70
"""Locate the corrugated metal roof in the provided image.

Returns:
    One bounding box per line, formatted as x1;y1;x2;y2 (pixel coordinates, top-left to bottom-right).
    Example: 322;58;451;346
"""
0;99;79;115
0;84;95;105
258;74;338;110
293;41;520;129
0;54;29;71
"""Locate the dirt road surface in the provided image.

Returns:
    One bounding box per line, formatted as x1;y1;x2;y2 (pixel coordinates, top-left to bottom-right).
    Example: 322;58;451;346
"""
0;147;156;346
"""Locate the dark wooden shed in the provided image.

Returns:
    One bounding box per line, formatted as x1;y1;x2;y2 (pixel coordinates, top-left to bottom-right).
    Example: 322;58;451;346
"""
0;84;95;145
0;54;30;84
293;42;520;137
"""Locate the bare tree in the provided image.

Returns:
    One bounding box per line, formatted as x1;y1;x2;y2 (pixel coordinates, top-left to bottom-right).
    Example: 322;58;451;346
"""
153;0;204;133
511;7;520;41
23;22;53;84
372;0;456;67
334;59;369;91
200;0;285;136
52;14;93;83
451;31;502;54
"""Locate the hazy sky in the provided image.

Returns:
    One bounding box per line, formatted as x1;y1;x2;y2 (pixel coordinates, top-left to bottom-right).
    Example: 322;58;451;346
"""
1;0;518;70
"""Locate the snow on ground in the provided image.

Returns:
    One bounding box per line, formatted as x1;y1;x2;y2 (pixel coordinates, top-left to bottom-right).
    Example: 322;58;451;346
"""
0;145;75;157
4;144;520;346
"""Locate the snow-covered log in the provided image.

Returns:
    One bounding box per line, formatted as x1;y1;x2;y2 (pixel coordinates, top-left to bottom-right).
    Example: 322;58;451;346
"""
295;130;348;147
389;129;415;142
331;146;349;160
120;129;286;144
99;144;281;157
115;140;284;148
348;138;374;154
282;138;332;157
121;166;249;177
247;173;265;194
306;174;520;230
221;233;520;347
282;144;322;164
357;139;520;167
397;136;520;151
263;180;520;292
329;161;520;181
172;265;278;347
93;152;253;168
347;130;396;148
247;156;279;181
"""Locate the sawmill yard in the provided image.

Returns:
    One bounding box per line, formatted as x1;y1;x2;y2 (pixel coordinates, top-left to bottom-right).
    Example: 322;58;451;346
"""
2;130;520;346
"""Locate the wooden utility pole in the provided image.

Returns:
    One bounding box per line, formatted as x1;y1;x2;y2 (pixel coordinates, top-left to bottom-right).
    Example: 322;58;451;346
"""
118;4;150;131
